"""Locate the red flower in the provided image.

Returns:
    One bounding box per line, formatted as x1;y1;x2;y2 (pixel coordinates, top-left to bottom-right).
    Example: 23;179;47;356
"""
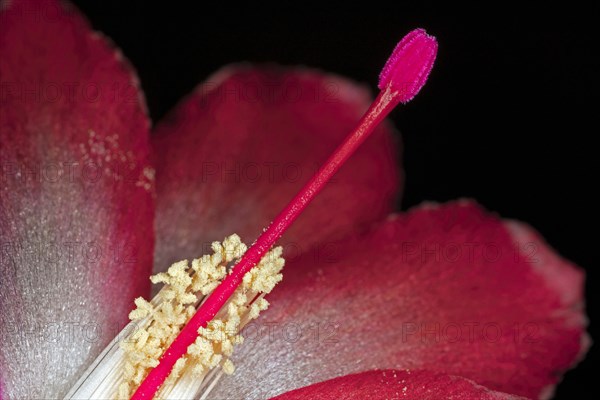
0;1;588;399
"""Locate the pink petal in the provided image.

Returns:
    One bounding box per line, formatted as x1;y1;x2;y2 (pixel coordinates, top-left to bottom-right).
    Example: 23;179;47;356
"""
211;200;587;399
152;66;400;271
0;0;154;397
271;369;528;400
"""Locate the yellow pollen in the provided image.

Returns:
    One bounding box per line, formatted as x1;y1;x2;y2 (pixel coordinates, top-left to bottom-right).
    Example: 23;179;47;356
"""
117;234;285;399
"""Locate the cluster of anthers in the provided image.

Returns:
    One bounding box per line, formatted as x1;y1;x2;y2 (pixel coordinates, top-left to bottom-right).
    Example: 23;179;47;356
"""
118;234;284;399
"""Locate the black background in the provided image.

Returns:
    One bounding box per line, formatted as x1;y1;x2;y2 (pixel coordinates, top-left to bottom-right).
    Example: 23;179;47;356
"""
72;2;596;398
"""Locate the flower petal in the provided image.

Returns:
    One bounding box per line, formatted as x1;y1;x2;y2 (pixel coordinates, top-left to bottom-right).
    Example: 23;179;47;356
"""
152;66;400;271
211;200;587;399
271;369;528;400
0;0;154;397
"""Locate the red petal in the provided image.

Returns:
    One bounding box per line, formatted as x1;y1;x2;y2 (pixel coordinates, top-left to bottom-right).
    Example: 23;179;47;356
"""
0;0;153;397
211;201;587;399
152;66;400;271
271;369;527;400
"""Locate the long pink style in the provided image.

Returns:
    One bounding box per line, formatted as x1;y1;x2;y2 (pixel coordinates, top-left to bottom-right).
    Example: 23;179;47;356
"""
132;28;437;399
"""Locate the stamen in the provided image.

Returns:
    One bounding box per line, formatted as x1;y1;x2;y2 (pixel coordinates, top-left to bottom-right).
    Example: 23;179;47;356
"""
64;235;284;400
130;28;438;399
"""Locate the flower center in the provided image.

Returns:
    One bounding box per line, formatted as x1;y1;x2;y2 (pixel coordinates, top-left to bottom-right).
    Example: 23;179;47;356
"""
65;234;284;400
